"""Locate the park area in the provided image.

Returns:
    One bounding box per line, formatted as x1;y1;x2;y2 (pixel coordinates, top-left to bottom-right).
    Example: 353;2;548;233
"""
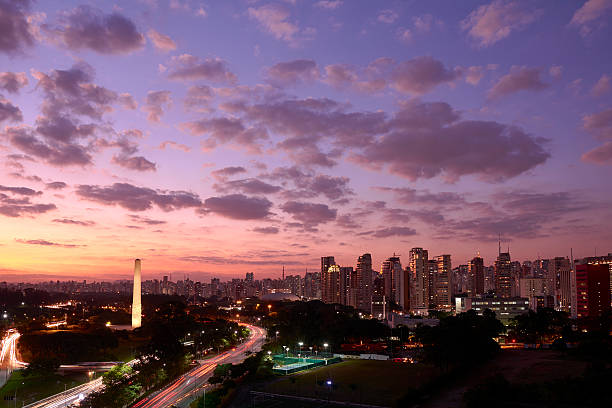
260;359;440;407
0;370;88;408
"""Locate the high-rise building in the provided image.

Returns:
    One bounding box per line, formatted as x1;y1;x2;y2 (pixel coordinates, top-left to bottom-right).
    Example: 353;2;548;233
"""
409;248;429;314
304;271;321;299
427;259;437;308
576;263;611;318
355;253;373;312
322;264;341;304
245;272;254;282
398;267;410;312
547;257;572;312
132;259;142;328
469;256;485;296
578;254;612;307
434;255;452;310
381;256;402;305
495;252;512;298
519;277;547;310
339;266;353;306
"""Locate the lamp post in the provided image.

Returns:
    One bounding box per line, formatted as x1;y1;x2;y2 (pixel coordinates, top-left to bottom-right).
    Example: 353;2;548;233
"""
323;343;329;364
298;342;303;355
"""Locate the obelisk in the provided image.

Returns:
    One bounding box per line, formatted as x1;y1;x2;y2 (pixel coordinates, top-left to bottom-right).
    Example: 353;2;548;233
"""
132;259;142;328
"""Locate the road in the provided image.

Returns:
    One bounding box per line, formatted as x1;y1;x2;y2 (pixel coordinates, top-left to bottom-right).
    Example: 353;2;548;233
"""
131;324;266;408
1;330;27;388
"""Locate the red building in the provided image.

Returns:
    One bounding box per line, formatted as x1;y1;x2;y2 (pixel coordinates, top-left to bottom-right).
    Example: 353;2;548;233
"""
576;264;611;318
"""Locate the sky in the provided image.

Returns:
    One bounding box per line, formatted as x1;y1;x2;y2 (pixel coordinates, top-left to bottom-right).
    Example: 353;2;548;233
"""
1;0;611;282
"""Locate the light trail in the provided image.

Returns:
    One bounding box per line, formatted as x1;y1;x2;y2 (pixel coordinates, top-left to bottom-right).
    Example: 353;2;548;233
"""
131;324;266;408
23;359;139;408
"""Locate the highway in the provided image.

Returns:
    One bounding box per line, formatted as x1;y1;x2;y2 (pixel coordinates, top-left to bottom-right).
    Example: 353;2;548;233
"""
20;324;265;408
131;324;266;408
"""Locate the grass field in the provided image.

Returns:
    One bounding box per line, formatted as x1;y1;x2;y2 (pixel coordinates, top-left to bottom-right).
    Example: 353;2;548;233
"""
0;370;88;408
261;359;439;407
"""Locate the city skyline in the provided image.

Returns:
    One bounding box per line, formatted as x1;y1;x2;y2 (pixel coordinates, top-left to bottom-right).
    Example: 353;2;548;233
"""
1;0;612;282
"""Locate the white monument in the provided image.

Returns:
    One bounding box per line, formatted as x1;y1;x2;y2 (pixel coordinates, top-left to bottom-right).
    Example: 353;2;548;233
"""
132;259;142;328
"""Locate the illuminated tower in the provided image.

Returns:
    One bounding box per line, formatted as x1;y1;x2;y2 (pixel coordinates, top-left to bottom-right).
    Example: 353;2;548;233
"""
132;259;142;328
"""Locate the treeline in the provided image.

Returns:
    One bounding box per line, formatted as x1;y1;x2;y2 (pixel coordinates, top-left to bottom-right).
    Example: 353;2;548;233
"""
195;351;274;408
265;300;388;348
81;301;251;408
18;328;119;366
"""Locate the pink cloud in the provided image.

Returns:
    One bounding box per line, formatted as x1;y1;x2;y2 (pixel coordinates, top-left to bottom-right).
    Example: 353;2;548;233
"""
462;0;541;47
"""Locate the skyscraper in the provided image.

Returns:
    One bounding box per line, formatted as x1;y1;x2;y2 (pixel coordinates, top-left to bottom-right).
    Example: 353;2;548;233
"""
322;263;341;304
576;263;611;318
132;259;142;328
469;256;485;296
495;252;512;298
547;257;572;312
381;255;402;305
409;248;429;314
355;253;373;312
434;254;452;310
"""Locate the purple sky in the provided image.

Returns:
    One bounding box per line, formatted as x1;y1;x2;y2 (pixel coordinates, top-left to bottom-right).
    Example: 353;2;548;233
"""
1;0;611;282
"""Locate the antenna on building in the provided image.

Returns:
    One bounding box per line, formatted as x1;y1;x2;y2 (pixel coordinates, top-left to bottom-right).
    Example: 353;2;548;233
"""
498;233;501;256
282;265;285;280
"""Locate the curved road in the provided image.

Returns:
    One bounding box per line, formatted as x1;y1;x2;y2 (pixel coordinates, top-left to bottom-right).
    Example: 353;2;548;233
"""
131;324;266;408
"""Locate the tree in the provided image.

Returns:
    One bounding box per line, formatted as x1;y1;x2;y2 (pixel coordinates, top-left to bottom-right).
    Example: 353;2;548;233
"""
415;310;504;370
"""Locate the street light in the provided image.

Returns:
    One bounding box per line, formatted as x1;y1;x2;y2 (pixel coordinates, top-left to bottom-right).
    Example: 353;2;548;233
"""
298;342;303;354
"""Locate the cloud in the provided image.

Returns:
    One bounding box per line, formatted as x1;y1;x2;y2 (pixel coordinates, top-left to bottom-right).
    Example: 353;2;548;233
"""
488;66;548;99
549;65;563;79
582;108;612;140
214;178;282;194
180;255;302;266
265;59;319;86
376;186;464;206
181;117;268;153
211;166;247;180
0;97;23;123
46;181;67;190
8;63;128;167
315;1;343;10
112;154;157;171
128;214;166;225
52;218;95;226
166;54;237;83
390;56;461;95
582;141;612;165
569;0;612;37
159;141;190;152
465;66;485;85
280;201;337;227
0;185;40;196
248;4;299;44
203;194;272;219
591;74;611;97
252;226;280;234
184;85;214;110
76;182;202;211
462;0;541;47
118;93;137;110
377;9;399;24
147;29;176;52
142;90;172;122
3;126;92;166
359;226;417;238
0;72;28;93
264;166;353;201
15;238;83;248
352;100;549;182
0;186;56;217
0;0;35;54
48;6;145;54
